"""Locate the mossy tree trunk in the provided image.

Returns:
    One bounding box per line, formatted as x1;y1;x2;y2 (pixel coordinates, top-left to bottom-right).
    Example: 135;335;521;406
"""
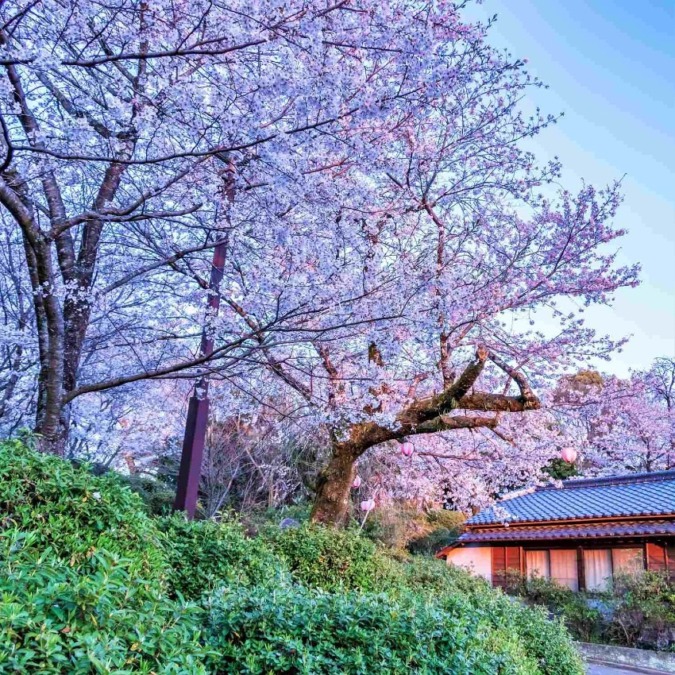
310;444;359;526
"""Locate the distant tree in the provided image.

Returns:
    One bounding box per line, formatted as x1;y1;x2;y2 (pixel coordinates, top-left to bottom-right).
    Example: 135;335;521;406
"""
553;362;674;474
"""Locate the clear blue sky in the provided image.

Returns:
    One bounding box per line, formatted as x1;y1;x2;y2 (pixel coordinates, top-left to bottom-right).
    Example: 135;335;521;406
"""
465;0;675;376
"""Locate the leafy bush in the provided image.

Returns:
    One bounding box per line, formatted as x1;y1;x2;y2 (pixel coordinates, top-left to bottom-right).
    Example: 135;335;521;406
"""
263;523;404;592
0;442;585;673
517;573;576;608
0;535;210;673
0;440;213;672
0;439;165;578
361;503;464;554
207;580;583;675
157;515;283;600
562;596;605;643
118;473;176;516
609;573;675;649
398;554;491;599
510;571;675;650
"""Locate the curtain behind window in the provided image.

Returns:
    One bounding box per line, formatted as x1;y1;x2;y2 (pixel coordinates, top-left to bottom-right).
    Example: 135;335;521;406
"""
526;550;550;579
584;550;612;591
550;550;579;591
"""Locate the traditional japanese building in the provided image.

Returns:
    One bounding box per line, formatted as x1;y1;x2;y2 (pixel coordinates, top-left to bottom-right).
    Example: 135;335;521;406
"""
436;469;675;591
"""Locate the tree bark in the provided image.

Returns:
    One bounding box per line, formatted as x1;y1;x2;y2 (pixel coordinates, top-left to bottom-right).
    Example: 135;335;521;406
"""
310;442;358;525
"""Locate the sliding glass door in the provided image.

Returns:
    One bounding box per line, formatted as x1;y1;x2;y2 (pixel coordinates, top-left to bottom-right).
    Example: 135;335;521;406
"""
525;549;578;590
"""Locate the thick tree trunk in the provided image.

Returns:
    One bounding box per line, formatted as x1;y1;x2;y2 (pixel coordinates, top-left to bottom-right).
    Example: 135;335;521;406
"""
310;444;358;525
26;238;68;455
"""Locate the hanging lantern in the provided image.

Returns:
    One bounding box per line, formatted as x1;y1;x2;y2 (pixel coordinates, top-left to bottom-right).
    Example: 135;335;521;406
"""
360;498;375;512
351;475;362;489
561;447;577;464
401;441;414;457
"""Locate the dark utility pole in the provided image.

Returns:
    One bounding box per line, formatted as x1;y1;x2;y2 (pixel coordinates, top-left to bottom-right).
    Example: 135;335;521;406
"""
173;157;235;518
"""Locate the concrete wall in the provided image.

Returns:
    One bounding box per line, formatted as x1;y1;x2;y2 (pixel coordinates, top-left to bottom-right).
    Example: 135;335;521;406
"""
577;642;675;673
446;546;492;583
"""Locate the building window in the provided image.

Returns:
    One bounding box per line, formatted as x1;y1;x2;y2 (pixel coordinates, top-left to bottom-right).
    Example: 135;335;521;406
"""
584;549;612;591
612;548;644;577
525;549;579;591
550;550;579;591
526;550;549;578
492;546;521;588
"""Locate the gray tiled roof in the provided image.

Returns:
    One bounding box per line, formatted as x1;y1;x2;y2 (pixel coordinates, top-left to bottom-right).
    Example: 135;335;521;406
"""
467;470;675;526
456;520;675;543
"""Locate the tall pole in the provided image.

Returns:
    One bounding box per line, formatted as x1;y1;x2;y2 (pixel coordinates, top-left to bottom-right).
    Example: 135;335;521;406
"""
173;157;235;518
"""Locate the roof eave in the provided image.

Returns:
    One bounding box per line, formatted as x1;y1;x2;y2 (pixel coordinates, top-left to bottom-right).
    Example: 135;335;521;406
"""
466;511;675;529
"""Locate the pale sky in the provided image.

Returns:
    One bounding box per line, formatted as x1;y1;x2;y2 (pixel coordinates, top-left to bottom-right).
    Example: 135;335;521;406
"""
466;0;675;376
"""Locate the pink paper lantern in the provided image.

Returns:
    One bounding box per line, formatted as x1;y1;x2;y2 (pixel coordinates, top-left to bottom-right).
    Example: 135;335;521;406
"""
561;447;577;464
351;475;362;489
360;498;375;512
401;441;414;457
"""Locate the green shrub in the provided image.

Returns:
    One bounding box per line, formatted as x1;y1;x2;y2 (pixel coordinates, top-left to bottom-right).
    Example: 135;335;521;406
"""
505;574;605;643
608;573;675;649
206;581;584;675
561;595;604;643
0;441;213;672
361;504;464;554
407;509;465;556
509;570;675;650
157;515;283;600
117;473;176;516
263;523;404;592
398;554;491;599
0;530;211;673
0;440;165;578
520;574;576;609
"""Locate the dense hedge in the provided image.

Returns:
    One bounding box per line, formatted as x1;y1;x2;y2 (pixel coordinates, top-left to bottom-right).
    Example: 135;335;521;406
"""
0;439;165;577
157;515;283;600
0;546;210;673
263;521;405;593
0;441;584;674
0;440;210;673
210;585;541;674
207;579;582;674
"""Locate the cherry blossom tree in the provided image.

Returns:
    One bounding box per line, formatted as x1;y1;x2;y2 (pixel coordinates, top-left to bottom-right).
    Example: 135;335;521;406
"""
2;0;502;453
0;0;639;525
209;14;637;521
553;362;675;475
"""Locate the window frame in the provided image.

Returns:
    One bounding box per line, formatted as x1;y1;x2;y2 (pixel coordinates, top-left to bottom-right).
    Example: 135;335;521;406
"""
524;548;580;590
523;544;648;592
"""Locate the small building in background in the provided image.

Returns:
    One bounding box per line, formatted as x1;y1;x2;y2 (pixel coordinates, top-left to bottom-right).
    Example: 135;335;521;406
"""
436;470;675;592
